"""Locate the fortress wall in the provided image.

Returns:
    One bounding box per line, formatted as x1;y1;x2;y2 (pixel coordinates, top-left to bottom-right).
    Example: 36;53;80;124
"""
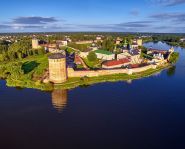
67;64;156;78
131;65;153;73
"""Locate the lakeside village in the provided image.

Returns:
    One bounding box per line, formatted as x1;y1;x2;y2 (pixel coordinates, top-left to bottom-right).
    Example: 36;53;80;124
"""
0;33;178;90
32;36;175;85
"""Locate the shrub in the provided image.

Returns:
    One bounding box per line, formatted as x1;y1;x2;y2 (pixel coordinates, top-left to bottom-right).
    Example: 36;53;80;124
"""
169;52;179;64
87;51;97;62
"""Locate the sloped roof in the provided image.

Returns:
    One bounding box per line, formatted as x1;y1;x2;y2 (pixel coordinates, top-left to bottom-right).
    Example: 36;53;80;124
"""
95;50;113;55
102;58;130;67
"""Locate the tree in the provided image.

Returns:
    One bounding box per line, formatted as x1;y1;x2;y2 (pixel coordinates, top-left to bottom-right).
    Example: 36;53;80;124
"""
102;37;114;52
140;46;147;54
168;52;179;64
97;40;102;48
87;51;97;61
7;39;32;60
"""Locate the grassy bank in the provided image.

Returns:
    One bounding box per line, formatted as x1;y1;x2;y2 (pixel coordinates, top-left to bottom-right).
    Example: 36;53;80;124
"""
0;54;53;91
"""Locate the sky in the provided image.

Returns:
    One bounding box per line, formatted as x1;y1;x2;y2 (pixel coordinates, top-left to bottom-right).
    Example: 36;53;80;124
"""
1;0;185;33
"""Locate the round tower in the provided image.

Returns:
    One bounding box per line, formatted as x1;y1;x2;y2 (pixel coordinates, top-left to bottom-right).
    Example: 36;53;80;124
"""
48;53;67;83
136;39;143;46
32;38;39;49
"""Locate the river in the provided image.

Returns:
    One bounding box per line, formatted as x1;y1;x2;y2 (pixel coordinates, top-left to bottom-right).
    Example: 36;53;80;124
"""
0;42;185;149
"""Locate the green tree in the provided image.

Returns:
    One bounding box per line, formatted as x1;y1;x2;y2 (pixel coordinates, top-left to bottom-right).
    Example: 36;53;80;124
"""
97;40;102;47
169;52;179;64
102;37;114;52
87;51;97;61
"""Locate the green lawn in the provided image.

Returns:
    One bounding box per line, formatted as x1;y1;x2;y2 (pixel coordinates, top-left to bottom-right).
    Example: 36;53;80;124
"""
68;43;91;52
83;58;102;69
76;64;84;69
0;54;53;91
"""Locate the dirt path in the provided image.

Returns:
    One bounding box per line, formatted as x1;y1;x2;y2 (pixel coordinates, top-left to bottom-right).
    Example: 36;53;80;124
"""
76;55;89;70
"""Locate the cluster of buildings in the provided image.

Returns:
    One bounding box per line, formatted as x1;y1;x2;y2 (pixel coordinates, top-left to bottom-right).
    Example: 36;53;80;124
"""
147;48;174;65
180;38;185;42
47;46;173;84
30;36;174;84
32;38;69;53
78;38;143;69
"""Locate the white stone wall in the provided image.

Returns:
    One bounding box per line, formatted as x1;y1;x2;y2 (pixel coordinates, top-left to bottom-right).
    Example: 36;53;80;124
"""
117;53;127;60
68;64;155;78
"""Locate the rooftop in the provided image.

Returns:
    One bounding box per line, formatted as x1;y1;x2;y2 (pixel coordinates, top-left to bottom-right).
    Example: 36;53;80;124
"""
95;50;113;55
149;48;168;53
102;58;130;67
48;53;66;59
130;49;140;55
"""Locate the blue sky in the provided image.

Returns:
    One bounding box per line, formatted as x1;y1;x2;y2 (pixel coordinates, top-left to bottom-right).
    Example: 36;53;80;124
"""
1;0;185;33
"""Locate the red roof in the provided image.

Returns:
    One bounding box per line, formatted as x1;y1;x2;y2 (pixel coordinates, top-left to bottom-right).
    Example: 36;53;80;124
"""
103;58;130;67
131;64;140;68
149;49;167;53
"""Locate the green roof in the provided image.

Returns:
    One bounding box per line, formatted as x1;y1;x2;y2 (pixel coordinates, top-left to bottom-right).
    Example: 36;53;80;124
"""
95;50;113;55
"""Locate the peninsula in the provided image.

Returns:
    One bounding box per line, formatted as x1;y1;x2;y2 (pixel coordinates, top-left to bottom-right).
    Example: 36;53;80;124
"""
0;33;179;90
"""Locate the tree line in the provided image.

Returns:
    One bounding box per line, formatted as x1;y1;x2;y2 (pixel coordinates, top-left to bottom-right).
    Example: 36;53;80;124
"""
0;39;46;62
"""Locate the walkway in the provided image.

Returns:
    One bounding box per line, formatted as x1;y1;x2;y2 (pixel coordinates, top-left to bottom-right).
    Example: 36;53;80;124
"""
75;55;89;70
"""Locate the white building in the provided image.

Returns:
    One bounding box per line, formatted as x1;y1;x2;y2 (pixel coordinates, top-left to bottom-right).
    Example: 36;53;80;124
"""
61;41;68;46
117;53;128;60
95;50;115;60
153;53;164;60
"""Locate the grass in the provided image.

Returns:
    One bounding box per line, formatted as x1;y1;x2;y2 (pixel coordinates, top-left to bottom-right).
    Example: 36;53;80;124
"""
83;58;102;69
76;64;84;69
68;43;91;52
0;54;53;91
22;61;40;74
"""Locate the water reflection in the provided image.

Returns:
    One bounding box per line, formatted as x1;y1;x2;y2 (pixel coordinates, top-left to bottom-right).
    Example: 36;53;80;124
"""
167;66;176;77
51;89;68;112
153;71;162;77
126;79;132;84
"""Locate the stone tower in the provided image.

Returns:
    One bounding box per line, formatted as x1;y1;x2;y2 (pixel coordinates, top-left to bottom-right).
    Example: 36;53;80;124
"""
48;53;67;83
137;39;143;46
32;38;39;49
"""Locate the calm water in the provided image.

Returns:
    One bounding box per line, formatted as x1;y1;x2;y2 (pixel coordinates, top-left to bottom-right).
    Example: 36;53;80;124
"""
0;42;185;149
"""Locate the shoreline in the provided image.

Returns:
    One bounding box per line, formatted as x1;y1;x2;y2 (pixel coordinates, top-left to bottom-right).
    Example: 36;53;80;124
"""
2;63;171;91
54;64;171;90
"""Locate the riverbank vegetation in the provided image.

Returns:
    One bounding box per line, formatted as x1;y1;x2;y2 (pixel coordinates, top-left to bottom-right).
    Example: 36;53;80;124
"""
168;52;179;64
150;35;185;48
0;55;53;91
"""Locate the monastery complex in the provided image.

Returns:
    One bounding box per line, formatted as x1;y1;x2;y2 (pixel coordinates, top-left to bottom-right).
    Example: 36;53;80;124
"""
32;36;174;84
